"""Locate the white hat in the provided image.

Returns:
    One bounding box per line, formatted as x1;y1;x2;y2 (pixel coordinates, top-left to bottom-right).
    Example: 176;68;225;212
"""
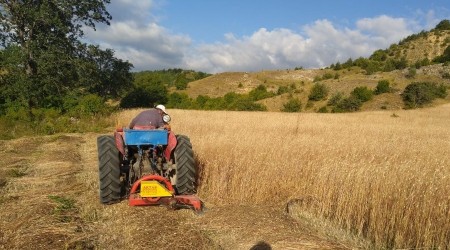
155;104;167;114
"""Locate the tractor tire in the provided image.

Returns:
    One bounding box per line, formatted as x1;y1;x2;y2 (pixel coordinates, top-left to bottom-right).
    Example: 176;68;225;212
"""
174;135;196;194
97;135;122;204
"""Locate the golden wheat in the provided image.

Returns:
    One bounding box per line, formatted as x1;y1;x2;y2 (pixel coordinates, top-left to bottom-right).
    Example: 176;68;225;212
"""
117;104;450;249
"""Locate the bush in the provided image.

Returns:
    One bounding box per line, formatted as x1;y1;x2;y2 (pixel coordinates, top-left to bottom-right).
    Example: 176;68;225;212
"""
120;84;168;108
434;45;450;63
402;82;448;108
313;75;322;82
73;94;110;117
351;86;373;102
248;84;275;101
332;96;363;112
374;80;391;95
120;88;154;108
282;98;302;112
308;83;329;101
435;19;450;31
231;98;267;111
317;106;328;113
322;73;334;80
166;92;193;109
327;92;343;106
277;86;289;95
191;92;267;111
406;67;417;78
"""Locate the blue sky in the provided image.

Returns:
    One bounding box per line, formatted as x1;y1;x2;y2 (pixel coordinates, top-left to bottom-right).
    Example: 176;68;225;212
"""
84;0;450;73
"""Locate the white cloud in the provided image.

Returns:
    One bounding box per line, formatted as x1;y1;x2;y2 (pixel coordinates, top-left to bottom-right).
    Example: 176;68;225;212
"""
84;2;440;73
356;15;412;45
184;18;414;73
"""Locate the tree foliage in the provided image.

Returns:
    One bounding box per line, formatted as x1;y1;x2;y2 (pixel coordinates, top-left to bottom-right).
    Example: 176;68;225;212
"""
433;45;450;63
133;69;210;90
0;0;133;114
332;96;362;113
402;82;448;108
374;80;391;95
308;83;329;101
351;86;373;102
282;98;302;112
434;19;450;31
248;84;275;101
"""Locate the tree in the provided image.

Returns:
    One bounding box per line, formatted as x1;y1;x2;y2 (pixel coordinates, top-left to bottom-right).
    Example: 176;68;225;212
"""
308;83;329;101
434;45;450;63
402;82;448;109
79;45;133;99
248;84;274;101
332;96;362;112
435;20;450;31
0;0;111;76
0;1;130;111
282;98;302;112
374;80;391;95
351;86;373;102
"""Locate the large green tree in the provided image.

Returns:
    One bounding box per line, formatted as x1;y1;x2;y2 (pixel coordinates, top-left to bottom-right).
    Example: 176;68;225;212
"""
0;0;132;110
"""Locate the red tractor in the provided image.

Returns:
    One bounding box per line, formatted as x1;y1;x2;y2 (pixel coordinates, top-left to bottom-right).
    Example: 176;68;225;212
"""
97;125;202;212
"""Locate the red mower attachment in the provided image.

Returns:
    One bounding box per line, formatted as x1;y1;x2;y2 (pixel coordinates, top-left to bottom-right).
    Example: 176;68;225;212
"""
128;175;203;213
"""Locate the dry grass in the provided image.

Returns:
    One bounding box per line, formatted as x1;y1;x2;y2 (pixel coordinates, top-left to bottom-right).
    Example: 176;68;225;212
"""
118;104;450;249
2;104;448;249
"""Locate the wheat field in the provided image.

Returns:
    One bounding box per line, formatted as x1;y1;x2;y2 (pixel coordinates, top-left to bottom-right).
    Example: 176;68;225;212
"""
116;104;450;249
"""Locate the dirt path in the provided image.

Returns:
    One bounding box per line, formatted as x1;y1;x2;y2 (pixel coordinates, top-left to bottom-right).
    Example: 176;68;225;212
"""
0;133;350;250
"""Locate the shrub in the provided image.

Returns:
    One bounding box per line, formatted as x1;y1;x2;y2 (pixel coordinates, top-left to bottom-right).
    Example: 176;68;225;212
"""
231;98;267;111
351;86;373;102
120;84;168;108
4;104;31;122
434;19;450;31
277;86;289;95
282;98;302;112
406;67;417;78
175;80;188;90
73;94;110;117
308;83;329;101
434;45;450;63
327;92;343;106
166;92;193;109
402;82;448;108
313;75;322;82
374;80;391;95
322;73;334;80
317;106;328;113
120;88;154;108
248;84;275;101
332;96;363;112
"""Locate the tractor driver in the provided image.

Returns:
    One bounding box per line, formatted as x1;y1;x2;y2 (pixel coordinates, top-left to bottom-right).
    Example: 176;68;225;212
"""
128;104;171;130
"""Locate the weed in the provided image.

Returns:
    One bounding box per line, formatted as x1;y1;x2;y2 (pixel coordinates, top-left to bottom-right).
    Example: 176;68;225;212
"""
7;167;27;178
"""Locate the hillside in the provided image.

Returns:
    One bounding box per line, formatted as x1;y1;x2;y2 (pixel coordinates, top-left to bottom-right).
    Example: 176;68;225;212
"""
178;64;450;112
173;22;450;112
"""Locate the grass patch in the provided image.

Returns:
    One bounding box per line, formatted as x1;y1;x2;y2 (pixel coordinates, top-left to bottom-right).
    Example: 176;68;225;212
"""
6;167;28;178
48;195;77;222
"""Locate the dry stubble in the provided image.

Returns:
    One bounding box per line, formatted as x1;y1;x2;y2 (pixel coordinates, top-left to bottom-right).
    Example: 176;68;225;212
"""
117;104;450;249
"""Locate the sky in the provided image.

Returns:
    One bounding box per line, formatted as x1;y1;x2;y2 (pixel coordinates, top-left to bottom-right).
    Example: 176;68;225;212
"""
83;0;450;73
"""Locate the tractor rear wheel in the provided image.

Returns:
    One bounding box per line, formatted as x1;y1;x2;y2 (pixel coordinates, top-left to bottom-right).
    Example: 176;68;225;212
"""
174;135;196;194
97;135;122;204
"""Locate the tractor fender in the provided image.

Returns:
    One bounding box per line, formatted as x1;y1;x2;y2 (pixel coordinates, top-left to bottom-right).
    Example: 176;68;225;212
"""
164;131;177;161
114;130;125;156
